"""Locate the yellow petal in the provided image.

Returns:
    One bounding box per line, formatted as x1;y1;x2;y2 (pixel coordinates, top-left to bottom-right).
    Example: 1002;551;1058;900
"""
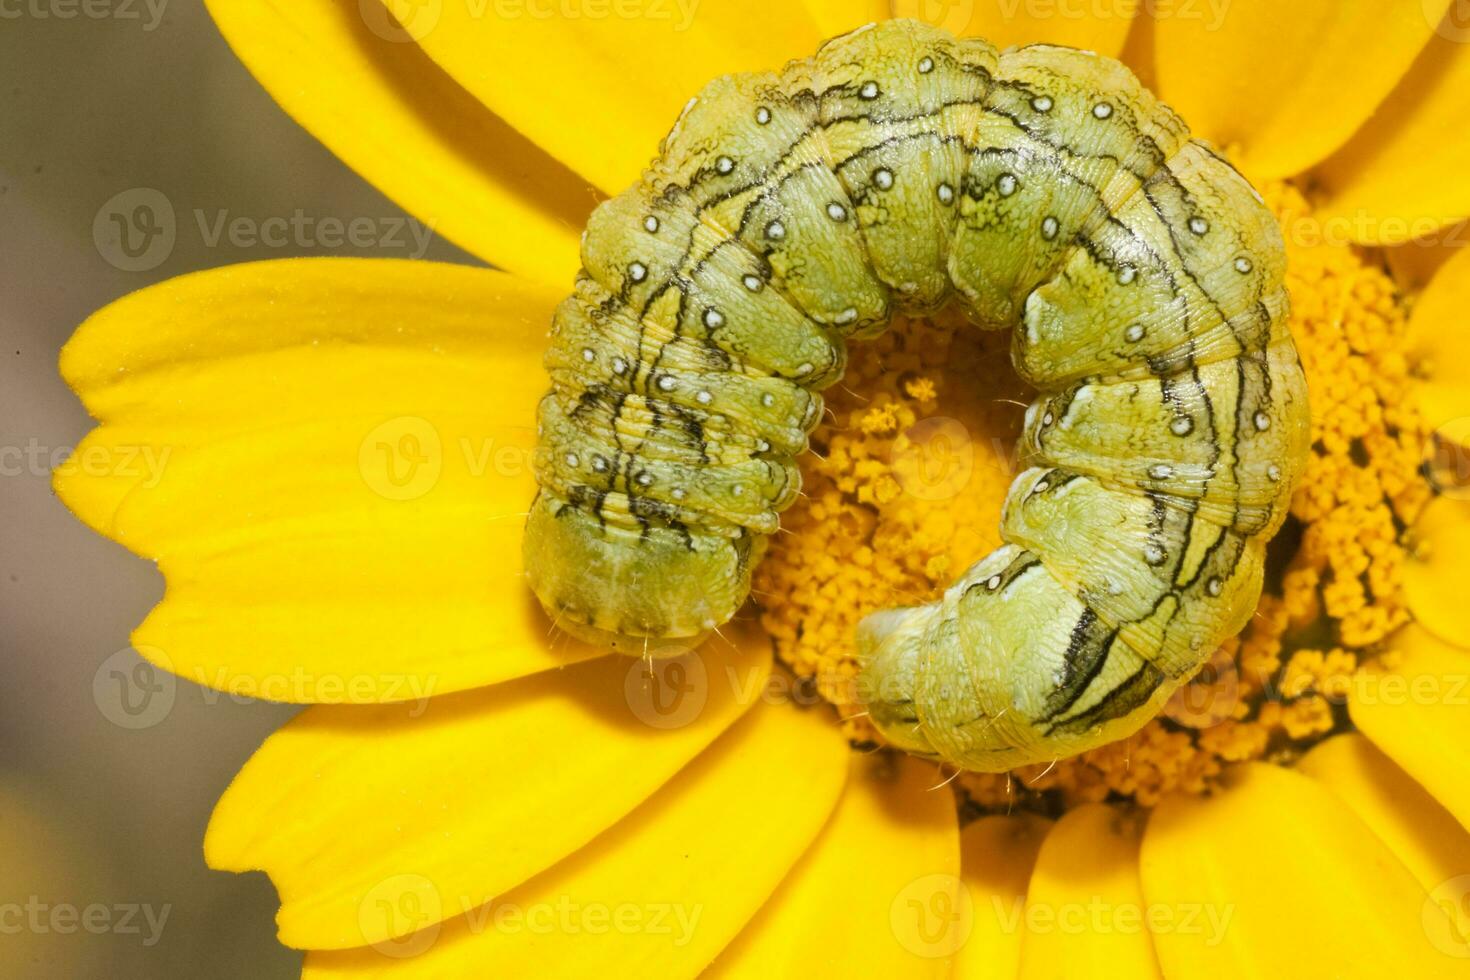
1403;497;1470;648
1404;243;1470;428
707;754;960;977
206;634;773;950
954;812;1052;979
1315;29;1470;245
204;0;589;283
1118;11;1158;91
384;0;827;194
1352;624;1470;831
303;699;848;975
1153;0;1443;180
807;0;890;37
1385;226;1467;291
53;258;604;702
1141;762;1456;977
891;0;1138;58
1297;735;1470;907
1019;803;1161;979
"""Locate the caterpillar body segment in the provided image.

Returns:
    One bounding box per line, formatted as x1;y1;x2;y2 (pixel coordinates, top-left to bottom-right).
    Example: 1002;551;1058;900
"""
524;19;1310;770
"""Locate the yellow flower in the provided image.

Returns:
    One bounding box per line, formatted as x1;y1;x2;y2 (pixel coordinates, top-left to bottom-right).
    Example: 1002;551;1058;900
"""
54;0;1470;975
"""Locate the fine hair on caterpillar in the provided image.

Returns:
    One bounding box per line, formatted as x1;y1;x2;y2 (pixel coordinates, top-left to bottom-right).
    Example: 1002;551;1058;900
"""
523;19;1310;772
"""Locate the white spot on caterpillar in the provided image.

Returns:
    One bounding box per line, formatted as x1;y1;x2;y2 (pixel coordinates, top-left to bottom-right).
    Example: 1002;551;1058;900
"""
1117;266;1137;285
611;357;628;375
873;167;895;190
704;308;725;329
795;362;814;376
715;155;735;175
627;261;647;283
827;202;848;221
1149;463;1174;479
743;274;763;292
1267;463;1282;481
1031;95;1053;112
937;183;955;204
997;173;1019;197
672;487;687;500
1032;479;1050;494
732;483;746;496
755;106;772;125
581;347;596;362
1125;324;1146;343
696;390;713;405
636;471;654;487
1235;256;1253;274
643;215;659;233
761;393;776;408
1145;544;1166;565
859;81;880;100
1188;216;1209;235
1206;576;1223;597
766;219;786;241
1093;102;1113;119
1253;411;1271;431
1042;411;1055;426
591;454;609;473
1041;216;1060;240
1170;417;1194;436
565;453;579;467
657;375;677;391
835;307;858;325
985;575;1002;591
918;56;935;74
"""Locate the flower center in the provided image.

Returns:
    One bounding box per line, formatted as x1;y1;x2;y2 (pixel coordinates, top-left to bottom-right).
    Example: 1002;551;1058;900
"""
753;180;1433;812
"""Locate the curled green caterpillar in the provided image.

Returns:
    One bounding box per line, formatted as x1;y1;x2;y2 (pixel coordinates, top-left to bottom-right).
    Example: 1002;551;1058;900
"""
523;18;1310;772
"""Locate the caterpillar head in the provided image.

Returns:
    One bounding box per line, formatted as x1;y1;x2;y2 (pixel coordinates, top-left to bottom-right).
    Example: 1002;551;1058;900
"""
523;492;764;656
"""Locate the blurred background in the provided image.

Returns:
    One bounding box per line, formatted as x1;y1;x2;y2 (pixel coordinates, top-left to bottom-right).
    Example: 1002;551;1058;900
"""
1;4;472;976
